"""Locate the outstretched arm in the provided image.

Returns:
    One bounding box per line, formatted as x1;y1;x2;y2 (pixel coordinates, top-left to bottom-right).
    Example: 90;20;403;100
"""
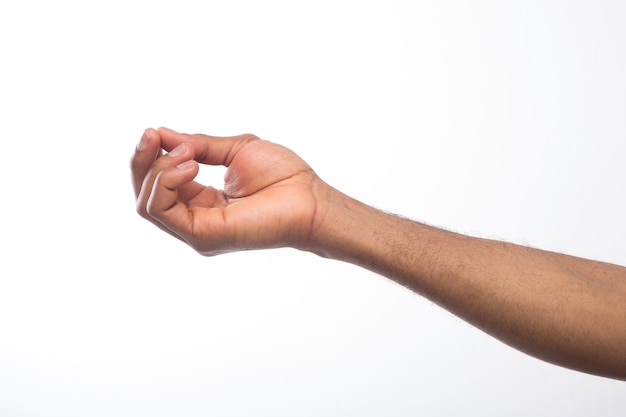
310;188;626;380
131;128;626;380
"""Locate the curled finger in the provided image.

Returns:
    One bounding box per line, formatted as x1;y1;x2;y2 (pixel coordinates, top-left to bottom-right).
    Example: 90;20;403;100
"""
146;158;200;237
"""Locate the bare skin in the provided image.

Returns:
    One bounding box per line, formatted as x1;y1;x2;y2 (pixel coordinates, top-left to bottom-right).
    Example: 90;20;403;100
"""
131;127;626;380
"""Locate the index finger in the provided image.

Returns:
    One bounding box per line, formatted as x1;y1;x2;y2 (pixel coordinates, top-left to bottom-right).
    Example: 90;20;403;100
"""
158;127;259;166
130;128;163;198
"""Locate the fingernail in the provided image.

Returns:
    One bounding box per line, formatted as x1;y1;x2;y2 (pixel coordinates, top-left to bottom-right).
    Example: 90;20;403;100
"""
137;129;152;151
168;143;186;157
177;160;195;170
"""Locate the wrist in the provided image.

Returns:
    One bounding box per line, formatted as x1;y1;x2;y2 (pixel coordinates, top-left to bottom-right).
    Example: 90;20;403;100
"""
303;182;391;266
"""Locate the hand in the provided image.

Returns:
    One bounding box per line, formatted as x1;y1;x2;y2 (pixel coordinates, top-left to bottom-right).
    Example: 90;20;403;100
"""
131;128;324;256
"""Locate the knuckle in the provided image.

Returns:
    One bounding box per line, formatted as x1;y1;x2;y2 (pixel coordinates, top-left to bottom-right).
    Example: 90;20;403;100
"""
145;197;161;218
224;133;260;165
135;201;149;218
239;133;259;142
145;203;156;217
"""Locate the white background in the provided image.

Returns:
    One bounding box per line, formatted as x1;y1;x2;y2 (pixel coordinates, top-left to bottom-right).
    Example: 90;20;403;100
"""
1;1;625;415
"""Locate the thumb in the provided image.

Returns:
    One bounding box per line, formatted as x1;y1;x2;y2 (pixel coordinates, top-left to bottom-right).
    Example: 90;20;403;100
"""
158;127;259;167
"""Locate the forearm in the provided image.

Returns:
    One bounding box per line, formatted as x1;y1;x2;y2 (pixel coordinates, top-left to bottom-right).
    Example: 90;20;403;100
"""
309;186;626;380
